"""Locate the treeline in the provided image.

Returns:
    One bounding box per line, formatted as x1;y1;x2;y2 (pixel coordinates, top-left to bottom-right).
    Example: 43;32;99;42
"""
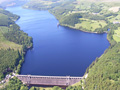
60;13;82;26
59;12;120;33
4;30;32;48
104;13;118;17
90;3;102;13
59;12;107;32
83;14;105;20
0;8;33;52
0;8;20;21
84;42;120;90
4;25;33;51
0;14;14;26
0;9;33;81
0;8;20;26
1;77;28;90
95;22;120;33
66;85;82;90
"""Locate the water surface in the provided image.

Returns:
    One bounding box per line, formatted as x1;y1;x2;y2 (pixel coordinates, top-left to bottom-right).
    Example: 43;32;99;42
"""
6;7;109;76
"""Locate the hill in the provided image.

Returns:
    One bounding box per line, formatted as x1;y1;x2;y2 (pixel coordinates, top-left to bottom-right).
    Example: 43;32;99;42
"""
0;8;33;82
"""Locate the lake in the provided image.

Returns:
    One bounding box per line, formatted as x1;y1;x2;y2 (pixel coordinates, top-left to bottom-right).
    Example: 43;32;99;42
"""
6;7;109;76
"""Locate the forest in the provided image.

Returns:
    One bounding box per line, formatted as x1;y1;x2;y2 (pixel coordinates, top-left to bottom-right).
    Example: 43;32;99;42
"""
60;13;82;26
0;8;33;81
4;25;33;51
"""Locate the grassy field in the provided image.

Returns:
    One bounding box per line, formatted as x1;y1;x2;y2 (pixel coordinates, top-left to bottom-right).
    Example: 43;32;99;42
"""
24;0;120;33
113;27;120;43
75;19;107;31
75;1;91;10
0;11;22;51
109;15;120;23
0;26;22;50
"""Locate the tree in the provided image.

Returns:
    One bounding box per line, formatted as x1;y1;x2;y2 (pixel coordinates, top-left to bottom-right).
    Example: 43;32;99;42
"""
52;86;63;90
30;87;36;90
20;86;28;90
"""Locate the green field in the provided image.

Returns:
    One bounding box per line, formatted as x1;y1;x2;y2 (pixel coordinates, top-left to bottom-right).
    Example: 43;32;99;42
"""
0;26;22;50
108;14;120;23
113;27;120;42
75;19;107;32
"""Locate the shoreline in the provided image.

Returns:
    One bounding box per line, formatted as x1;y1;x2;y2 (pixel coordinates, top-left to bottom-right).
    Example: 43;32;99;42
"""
23;7;109;35
13;14;33;75
59;24;103;34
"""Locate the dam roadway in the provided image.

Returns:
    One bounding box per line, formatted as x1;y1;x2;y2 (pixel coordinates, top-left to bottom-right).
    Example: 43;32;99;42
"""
16;75;83;87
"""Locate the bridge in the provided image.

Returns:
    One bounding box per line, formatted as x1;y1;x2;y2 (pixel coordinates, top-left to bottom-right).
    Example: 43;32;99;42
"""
16;75;83;87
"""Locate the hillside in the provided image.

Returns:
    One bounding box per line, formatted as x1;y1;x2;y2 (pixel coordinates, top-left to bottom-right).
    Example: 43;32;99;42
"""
24;0;120;33
0;8;33;82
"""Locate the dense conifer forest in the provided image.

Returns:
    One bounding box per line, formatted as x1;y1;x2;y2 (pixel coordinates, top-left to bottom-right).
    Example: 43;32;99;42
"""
0;8;33;81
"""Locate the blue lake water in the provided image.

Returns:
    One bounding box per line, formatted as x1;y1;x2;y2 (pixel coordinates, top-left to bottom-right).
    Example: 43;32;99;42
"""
6;7;109;76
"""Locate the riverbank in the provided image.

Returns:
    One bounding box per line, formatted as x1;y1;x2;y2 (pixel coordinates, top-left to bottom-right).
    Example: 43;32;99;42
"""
13;17;33;75
59;24;99;34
